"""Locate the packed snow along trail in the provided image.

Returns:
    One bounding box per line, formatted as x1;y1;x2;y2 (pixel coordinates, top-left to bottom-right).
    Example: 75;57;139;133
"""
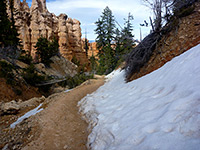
10;103;43;129
22;78;104;150
79;44;200;150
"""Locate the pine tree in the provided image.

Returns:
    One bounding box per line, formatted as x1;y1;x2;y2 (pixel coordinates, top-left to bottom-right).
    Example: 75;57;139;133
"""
0;0;12;47
35;37;59;66
89;55;97;73
0;0;20;48
120;13;135;55
95;18;106;49
9;0;20;47
84;38;89;57
94;6;116;75
115;28;122;60
102;6;116;45
114;13;135;66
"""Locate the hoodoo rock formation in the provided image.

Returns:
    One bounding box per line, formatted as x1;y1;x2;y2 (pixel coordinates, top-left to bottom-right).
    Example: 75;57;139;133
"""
9;0;88;64
88;42;99;59
81;38;99;59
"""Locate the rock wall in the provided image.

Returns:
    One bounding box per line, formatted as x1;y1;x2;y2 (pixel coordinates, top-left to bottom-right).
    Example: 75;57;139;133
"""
88;42;99;59
81;38;99;59
10;0;88;64
128;1;200;81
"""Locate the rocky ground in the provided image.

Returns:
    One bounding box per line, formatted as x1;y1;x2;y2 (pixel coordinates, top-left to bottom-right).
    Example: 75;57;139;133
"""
0;77;104;150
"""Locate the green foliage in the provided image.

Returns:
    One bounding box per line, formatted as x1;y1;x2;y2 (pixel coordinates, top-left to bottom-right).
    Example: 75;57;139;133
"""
94;8;136;75
84;38;89;57
95;6;116;48
71;56;80;66
72;56;89;73
77;63;88;74
115;13;135;66
95;19;106;49
120;13;135;54
95;6;117;75
97;45;116;75
0;60;15;85
22;64;45;86
0;0;20;48
59;73;94;89
35;37;59;66
89;55;98;73
18;50;32;64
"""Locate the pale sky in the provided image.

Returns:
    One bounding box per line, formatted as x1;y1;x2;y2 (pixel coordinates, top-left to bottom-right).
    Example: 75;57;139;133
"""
26;0;152;41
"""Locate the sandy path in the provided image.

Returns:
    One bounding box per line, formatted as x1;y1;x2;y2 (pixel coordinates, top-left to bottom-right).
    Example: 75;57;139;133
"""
23;78;104;150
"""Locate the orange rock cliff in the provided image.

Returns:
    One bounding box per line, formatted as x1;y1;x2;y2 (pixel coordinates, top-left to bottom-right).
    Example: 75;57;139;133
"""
9;0;88;64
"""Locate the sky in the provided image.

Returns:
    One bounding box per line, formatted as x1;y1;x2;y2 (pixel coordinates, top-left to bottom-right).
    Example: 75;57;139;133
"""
26;0;152;42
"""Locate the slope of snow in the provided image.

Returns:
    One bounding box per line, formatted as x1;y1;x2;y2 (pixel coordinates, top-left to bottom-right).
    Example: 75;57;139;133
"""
10;103;43;128
79;44;200;150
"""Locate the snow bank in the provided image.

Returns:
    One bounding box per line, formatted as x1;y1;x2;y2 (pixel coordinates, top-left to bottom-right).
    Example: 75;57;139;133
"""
79;44;200;150
10;103;43;128
105;69;122;81
64;89;72;93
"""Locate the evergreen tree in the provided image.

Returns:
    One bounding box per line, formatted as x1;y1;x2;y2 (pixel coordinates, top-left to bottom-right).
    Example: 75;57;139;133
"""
0;0;20;48
94;6;116;75
84;38;89;57
120;13;135;55
115;28;123;60
49;37;59;56
0;0;12;47
102;6;116;45
9;0;20;47
95;18;106;49
35;37;59;66
114;13;135;66
89;55;97;73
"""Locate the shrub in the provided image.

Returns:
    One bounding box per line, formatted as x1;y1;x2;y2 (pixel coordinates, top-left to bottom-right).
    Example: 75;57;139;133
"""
71;56;80;66
13;88;22;95
18;50;32;65
22;64;45;86
59;73;94;89
35;37;59;66
89;56;98;73
125;32;161;81
0;60;15;85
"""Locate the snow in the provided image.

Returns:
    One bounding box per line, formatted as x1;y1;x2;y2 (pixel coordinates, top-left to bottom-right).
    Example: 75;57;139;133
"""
10;103;43;129
79;44;200;150
64;89;72;93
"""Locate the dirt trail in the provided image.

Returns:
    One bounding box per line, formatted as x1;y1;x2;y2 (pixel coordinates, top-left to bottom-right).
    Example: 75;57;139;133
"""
23;78;104;150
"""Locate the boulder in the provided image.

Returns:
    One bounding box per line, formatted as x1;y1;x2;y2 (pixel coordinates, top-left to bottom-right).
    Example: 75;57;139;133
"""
35;55;78;78
19;96;45;109
0;100;20;115
0;96;46;115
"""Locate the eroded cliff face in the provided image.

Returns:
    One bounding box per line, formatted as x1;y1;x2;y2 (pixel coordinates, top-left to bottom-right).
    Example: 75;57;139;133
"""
81;38;99;59
10;0;88;64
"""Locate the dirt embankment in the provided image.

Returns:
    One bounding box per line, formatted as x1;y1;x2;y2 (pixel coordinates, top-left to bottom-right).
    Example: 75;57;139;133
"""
128;1;200;81
0;78;42;103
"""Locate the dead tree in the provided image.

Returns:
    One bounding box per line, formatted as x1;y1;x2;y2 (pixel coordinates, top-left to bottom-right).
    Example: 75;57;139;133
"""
142;0;174;31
